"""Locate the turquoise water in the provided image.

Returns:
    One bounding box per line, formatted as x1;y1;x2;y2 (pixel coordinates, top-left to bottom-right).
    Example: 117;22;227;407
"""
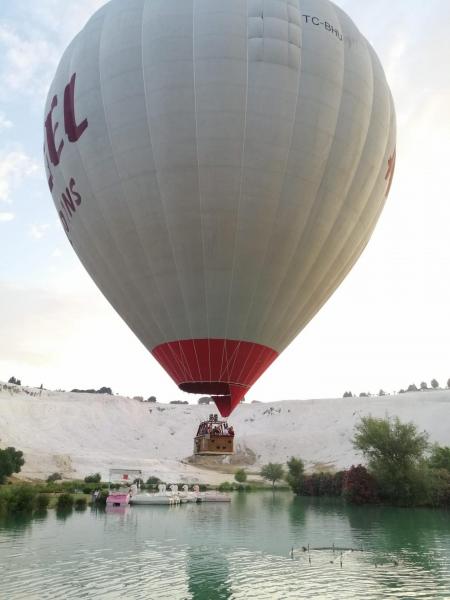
1;493;450;599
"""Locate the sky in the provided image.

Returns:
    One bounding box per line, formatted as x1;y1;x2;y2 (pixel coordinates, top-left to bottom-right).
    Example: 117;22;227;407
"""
1;0;449;403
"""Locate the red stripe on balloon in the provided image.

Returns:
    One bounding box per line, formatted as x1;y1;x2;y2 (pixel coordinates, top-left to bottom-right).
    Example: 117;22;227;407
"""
151;339;278;416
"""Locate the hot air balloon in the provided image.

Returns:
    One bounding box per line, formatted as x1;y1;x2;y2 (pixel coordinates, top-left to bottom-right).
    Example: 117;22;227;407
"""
44;0;396;427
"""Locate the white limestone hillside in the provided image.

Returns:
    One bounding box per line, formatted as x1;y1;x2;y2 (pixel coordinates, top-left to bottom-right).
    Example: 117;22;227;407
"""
1;382;449;482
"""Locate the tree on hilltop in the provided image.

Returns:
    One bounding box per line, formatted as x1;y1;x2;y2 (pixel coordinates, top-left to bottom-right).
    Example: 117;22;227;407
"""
431;379;439;389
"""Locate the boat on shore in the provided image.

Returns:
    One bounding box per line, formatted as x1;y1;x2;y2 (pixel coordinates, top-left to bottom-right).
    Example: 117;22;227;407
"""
197;492;231;503
179;484;231;503
130;493;183;506
106;490;130;507
105;468;143;507
130;484;231;506
130;484;186;506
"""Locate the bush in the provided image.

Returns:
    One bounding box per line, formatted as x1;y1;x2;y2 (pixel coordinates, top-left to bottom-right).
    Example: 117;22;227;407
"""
36;494;50;510
0;447;25;483
74;497;87;510
234;469;247;483
5;486;37;513
429;469;450;507
198;396;211;404
47;472;62;483
429;445;450;472
218;481;233;492
71;387;112;395
285;458;304;495
96;490;109;507
84;473;101;484
146;476;161;489
0;493;7;517
57;493;74;509
342;465;379;504
299;472;344;497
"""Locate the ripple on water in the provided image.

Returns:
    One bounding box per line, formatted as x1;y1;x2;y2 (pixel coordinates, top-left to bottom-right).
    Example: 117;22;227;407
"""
0;496;449;599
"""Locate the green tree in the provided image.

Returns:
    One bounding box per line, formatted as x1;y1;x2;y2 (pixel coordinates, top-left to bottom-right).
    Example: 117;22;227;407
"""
407;383;418;392
260;463;285;490
420;381;428;390
378;389;386;396
146;476;161;490
352;416;430;505
234;468;247;483
286;457;305;495
84;473;101;483
0;447;25;483
447;378;450;389
431;379;439;389
428;445;450;472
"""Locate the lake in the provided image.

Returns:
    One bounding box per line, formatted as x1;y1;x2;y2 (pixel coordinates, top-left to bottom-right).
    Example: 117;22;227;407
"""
0;492;449;599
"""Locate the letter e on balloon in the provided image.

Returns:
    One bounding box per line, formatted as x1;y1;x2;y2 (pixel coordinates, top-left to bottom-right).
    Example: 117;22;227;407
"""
44;72;88;190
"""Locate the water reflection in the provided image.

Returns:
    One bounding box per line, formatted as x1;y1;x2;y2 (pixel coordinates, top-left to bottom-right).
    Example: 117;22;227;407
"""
56;507;73;521
187;546;231;600
0;493;449;599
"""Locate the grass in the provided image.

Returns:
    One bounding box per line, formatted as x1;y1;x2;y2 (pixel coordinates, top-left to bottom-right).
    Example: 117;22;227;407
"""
47;492;92;509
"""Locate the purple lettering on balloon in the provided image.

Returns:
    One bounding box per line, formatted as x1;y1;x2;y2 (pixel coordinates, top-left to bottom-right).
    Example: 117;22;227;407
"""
43;145;54;191
69;177;81;206
45;95;64;167
58;210;69;233
64;73;88;142
62;188;75;215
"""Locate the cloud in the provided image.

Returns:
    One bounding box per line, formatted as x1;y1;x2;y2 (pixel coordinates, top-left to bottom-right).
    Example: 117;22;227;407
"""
0;1;107;103
0;112;13;130
0;24;58;100
0;212;15;222
0;150;39;203
29;223;50;240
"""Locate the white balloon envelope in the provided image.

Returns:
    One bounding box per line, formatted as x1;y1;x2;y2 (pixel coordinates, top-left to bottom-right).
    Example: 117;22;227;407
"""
44;0;396;416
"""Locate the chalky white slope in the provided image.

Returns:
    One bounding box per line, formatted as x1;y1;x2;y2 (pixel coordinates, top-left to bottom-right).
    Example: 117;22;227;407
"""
1;384;449;481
